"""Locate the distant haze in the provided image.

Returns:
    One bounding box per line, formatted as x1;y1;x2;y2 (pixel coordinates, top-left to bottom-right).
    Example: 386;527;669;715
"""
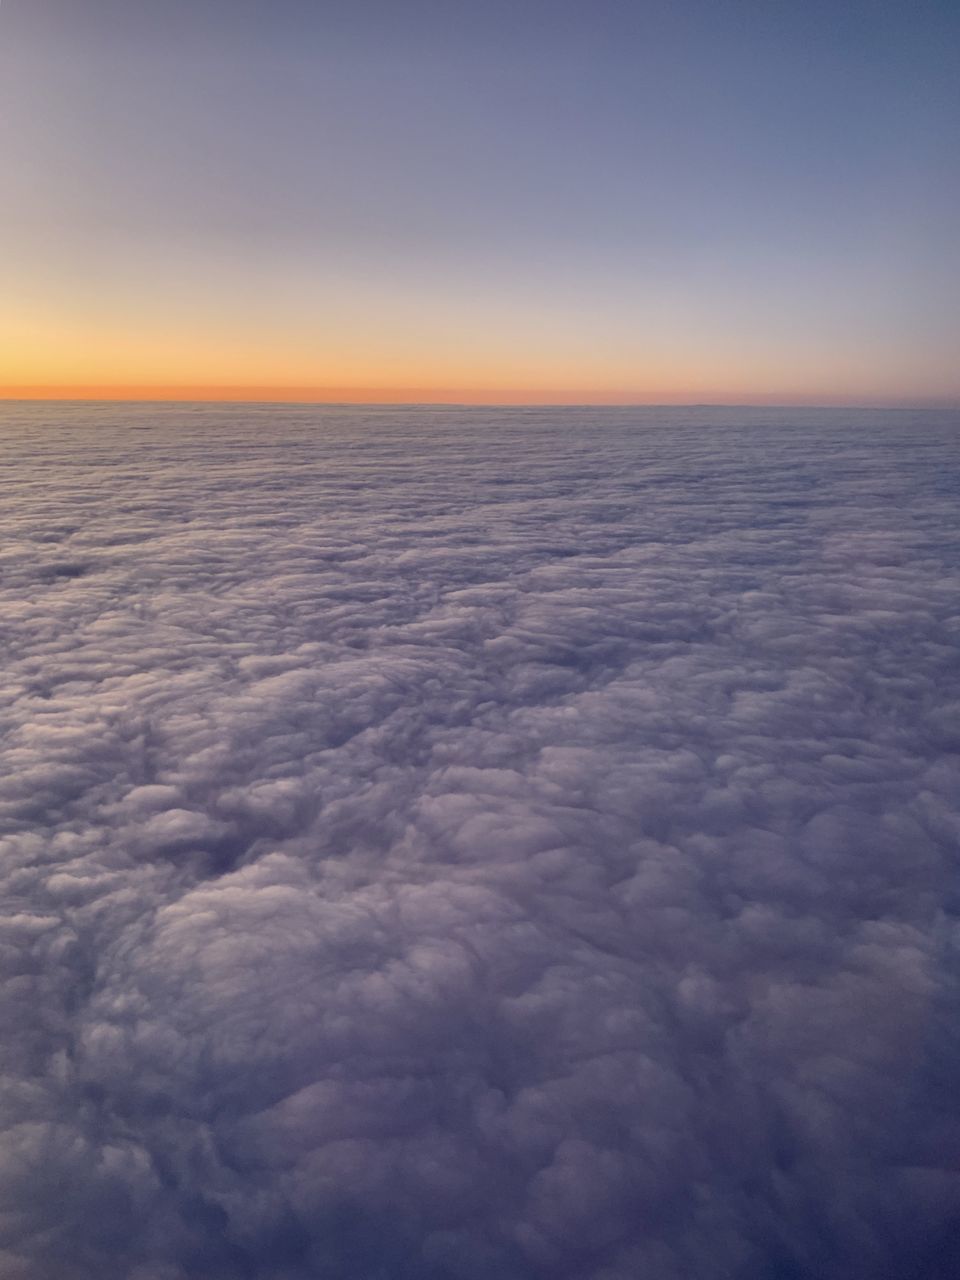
1;0;958;403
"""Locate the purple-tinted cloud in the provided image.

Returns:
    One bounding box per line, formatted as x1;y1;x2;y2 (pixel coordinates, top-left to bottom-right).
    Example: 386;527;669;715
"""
0;403;958;1279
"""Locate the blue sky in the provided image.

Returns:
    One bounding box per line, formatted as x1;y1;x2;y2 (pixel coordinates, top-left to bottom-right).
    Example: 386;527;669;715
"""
1;0;957;399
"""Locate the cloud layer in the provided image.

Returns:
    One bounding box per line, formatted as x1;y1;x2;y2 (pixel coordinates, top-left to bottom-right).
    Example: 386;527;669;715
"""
1;402;959;1280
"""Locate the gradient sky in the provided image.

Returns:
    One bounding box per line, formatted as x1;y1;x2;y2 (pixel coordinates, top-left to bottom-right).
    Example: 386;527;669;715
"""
1;0;958;403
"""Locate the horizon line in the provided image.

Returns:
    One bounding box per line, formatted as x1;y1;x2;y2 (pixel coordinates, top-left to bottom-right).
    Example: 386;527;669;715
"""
1;386;958;411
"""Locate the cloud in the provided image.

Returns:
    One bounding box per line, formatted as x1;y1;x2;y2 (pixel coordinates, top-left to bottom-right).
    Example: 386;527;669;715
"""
1;402;959;1278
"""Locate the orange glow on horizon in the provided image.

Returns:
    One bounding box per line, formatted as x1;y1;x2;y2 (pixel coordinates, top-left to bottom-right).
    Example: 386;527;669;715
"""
0;385;954;408
0;383;749;406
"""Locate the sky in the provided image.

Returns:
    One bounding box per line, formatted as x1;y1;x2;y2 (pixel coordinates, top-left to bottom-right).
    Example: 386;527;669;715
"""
0;0;958;404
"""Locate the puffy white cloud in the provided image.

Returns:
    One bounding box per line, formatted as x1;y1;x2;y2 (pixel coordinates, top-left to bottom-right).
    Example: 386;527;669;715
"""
1;402;959;1278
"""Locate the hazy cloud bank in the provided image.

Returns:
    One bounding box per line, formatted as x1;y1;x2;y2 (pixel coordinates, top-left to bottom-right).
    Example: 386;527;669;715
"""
1;403;959;1279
